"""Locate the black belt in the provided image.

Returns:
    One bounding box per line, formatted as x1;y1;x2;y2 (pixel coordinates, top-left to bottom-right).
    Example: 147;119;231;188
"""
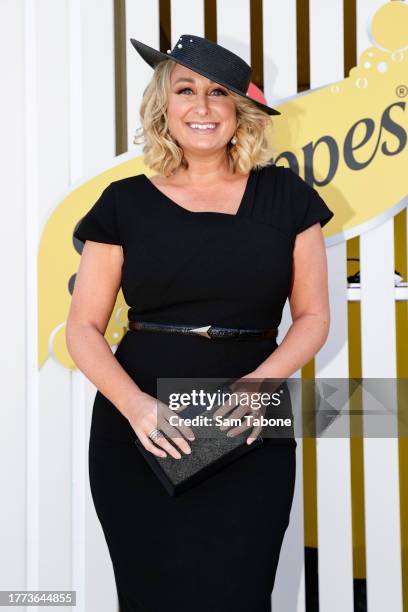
127;320;278;340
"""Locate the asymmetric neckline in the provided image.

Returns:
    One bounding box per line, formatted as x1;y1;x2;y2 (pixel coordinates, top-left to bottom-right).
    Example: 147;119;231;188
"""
141;169;256;217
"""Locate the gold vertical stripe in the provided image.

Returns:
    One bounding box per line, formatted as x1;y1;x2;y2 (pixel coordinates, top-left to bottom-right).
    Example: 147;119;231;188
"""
159;0;171;51
302;380;318;548
344;0;357;77
205;0;217;42
297;0;310;93
347;236;366;582
396;208;408;612
348;298;368;586
114;0;128;155
250;0;264;90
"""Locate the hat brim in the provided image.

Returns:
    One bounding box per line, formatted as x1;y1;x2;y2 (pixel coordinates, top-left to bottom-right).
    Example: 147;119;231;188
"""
130;38;281;116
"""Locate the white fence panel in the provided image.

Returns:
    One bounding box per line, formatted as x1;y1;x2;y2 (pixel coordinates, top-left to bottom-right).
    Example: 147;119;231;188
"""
356;1;403;611
310;1;354;611
36;1;72;609
126;0;160;154
262;1;306;611
171;0;205;42
0;0;28;598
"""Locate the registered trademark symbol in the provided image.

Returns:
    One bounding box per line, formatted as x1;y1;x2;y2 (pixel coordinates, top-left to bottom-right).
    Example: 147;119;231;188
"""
396;84;408;98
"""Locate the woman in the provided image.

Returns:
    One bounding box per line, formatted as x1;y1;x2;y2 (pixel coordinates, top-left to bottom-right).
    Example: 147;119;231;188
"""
67;34;334;612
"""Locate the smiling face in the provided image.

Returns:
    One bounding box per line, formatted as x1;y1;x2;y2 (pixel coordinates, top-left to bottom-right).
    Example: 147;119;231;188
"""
166;63;237;157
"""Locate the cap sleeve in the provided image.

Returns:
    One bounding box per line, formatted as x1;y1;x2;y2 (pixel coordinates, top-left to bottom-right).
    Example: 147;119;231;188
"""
73;183;121;245
287;168;335;234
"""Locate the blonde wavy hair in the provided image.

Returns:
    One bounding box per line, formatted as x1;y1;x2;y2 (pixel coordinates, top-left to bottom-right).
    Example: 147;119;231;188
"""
133;59;275;176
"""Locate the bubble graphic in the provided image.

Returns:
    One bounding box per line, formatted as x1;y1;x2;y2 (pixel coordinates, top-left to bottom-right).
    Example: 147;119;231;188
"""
377;61;388;73
368;52;374;58
364;61;371;69
372;2;408;52
355;77;368;89
391;51;404;63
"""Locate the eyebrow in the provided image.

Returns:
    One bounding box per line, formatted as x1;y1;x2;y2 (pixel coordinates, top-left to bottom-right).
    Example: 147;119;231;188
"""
172;77;222;86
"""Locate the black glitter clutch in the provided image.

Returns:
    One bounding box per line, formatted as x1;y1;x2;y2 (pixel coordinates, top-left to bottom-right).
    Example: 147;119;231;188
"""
134;381;264;496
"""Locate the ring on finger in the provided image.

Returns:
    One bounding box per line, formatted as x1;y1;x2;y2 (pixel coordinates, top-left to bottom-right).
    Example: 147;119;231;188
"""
148;428;163;441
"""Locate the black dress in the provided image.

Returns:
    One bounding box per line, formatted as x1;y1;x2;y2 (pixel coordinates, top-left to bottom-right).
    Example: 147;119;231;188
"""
73;163;334;612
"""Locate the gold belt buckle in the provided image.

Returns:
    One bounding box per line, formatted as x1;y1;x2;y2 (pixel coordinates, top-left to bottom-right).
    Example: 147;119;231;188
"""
190;325;212;339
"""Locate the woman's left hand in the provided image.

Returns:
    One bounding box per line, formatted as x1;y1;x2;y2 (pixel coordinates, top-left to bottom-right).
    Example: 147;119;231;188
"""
212;375;282;444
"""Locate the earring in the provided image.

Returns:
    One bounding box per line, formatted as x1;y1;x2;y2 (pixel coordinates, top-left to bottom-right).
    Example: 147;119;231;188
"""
230;135;237;145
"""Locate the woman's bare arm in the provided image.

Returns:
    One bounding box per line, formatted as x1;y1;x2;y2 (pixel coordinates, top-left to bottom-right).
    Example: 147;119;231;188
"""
66;240;144;418
247;222;331;379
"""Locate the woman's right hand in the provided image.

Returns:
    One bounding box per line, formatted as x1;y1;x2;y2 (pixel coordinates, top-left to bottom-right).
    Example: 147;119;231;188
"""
126;391;195;459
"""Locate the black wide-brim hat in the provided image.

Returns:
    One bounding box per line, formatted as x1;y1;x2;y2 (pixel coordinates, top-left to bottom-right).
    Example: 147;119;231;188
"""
130;34;281;116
